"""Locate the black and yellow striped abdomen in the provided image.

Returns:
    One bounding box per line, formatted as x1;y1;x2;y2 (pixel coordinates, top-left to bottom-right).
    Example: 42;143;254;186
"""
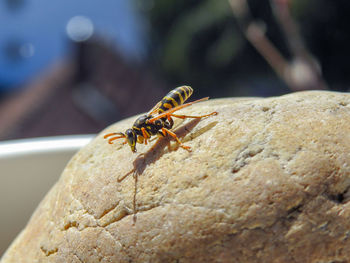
158;86;193;113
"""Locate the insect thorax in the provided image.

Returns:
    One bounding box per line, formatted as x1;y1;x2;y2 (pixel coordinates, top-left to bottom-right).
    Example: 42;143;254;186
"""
132;114;166;136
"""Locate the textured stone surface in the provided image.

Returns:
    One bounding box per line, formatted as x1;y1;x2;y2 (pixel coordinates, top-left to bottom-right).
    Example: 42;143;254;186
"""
2;91;350;263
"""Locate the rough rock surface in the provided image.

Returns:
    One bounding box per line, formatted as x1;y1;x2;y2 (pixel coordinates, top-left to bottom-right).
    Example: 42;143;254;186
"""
2;91;350;263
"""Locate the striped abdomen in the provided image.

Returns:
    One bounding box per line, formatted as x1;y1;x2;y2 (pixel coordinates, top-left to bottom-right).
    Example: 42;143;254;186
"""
158;86;193;113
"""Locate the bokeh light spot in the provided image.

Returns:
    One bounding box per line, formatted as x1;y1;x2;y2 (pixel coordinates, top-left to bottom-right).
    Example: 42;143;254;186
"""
66;16;94;42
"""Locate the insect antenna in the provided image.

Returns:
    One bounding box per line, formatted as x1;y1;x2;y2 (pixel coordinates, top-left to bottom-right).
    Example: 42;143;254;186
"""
104;132;126;144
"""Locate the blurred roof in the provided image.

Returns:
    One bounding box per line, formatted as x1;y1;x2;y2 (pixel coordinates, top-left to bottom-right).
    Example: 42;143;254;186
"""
0;39;167;140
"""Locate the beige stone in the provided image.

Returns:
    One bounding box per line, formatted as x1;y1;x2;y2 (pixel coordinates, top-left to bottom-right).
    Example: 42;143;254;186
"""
2;91;350;263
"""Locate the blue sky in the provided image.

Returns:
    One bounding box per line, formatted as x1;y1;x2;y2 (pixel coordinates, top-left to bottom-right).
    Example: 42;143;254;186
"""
0;0;146;90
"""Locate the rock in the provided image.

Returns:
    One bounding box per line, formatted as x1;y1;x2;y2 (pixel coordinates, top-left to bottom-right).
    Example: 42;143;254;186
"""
2;91;350;263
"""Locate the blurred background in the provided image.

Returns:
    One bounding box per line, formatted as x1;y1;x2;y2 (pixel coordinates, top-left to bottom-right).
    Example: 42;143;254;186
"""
0;0;350;257
0;0;349;141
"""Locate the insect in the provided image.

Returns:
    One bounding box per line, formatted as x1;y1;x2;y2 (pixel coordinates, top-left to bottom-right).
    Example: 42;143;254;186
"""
104;86;217;152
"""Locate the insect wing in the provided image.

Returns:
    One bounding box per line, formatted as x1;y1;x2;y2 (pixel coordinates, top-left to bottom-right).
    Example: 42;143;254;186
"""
147;100;162;115
147;86;193;115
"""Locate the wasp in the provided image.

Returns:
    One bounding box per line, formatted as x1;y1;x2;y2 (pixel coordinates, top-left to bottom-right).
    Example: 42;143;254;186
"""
104;86;217;152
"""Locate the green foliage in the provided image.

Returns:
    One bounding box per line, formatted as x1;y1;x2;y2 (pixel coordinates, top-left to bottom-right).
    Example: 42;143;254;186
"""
144;0;350;95
147;0;245;94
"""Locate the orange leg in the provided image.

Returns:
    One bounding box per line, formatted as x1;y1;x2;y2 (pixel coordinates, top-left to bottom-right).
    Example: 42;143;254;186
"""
149;97;210;123
161;128;167;136
169;111;217;119
141;127;150;145
137;135;144;144
161;128;191;152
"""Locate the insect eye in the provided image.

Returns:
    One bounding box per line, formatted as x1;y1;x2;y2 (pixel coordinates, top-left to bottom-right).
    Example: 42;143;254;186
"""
125;129;137;152
125;129;135;140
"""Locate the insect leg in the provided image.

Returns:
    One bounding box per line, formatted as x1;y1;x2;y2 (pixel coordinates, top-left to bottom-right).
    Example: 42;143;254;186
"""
161;128;191;152
169;111;218;119
141;127;150;145
148;97;209;123
137;135;145;144
165;116;174;129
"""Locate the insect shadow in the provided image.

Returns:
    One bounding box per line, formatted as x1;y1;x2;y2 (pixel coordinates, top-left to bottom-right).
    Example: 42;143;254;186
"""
119;118;218;223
